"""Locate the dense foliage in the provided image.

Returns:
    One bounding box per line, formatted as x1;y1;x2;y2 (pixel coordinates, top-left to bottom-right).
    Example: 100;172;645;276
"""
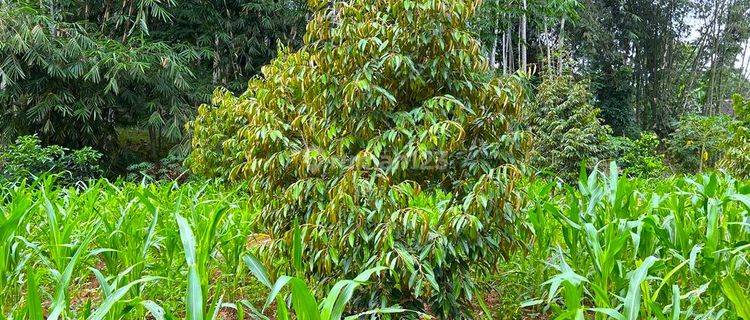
3;0;750;319
0;135;102;183
126;154;189;182
189;0;530;316
666;115;738;173
0;0;199;152
0;0;305;156
610;132;667;178
529;72;611;180
719;94;750;177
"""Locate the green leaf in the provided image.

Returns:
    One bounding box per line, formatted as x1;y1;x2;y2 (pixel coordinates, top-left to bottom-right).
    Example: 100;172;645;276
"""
345;307;412;320
264;276;293;311
25;268;43;320
175;213;197;265
176;213;203;320
88;277;158;320
590;308;625;320
322;266;386;320
624;256;658;320
186;263;203;320
720;276;750;319
671;285;680;320
141;300;166;320
289;278;321;320
49;230;95;320
243;253;273;289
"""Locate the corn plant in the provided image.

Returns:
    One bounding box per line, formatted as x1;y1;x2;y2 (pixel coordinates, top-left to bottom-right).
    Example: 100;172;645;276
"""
243;225;419;320
0;181;34;294
0;178;256;319
524;162;750;319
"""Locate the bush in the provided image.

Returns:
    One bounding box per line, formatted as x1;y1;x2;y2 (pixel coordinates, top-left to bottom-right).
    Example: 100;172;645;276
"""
188;0;529;317
718;94;750;177
610;132;667;178
667;115;738;173
529;73;612;180
126;154;190;182
0;135;103;183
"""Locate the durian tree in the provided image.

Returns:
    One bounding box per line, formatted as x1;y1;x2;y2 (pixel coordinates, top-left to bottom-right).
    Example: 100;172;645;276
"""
529;72;612;181
188;0;530;317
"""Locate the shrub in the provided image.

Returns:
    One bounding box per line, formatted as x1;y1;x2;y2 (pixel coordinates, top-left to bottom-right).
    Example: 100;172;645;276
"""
606;135;634;159
718;94;750;177
188;0;529;317
127;154;190;182
612;132;667;178
0;135;103;183
667;115;738;173
529;73;612;181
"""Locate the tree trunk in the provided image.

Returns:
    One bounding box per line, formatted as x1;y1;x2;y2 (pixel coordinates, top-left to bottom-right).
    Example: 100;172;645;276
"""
213;35;221;85
521;0;528;72
503;30;508;75
706;0;725;114
508;25;515;72
489;1;500;69
558;18;566;74
544;21;551;71
736;29;750;95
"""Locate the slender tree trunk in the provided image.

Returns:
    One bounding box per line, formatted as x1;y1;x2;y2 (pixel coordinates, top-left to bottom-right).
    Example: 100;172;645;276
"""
558;18;566;74
736;33;750;95
489;0;500;69
739;40;749;80
122;0;135;42
48;0;57;36
489;36;498;69
503;30;508;75
680;31;709;108
544;21;551;71
213;35;221;84
706;0;725;114
521;0;528;72
508;25;515;72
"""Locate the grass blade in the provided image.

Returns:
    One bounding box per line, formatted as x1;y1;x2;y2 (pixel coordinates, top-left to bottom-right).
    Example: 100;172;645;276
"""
671;285;680;320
